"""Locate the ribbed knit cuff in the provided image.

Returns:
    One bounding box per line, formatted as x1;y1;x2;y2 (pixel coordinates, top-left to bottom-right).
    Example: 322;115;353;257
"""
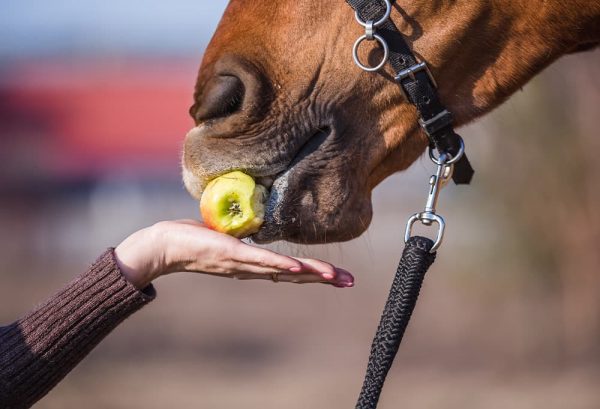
0;249;156;409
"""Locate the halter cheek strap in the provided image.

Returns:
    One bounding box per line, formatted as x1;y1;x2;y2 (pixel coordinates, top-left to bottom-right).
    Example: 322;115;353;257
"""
346;0;474;185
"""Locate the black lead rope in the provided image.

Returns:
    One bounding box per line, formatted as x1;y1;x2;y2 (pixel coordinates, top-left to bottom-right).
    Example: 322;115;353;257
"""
356;237;436;409
342;1;475;408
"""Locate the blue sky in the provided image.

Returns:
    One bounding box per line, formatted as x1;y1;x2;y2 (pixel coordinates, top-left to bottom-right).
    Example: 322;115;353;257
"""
0;0;229;58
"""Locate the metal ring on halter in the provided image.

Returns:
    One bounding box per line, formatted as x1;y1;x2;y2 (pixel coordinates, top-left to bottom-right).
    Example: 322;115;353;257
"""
428;137;465;166
405;212;446;253
353;34;389;72
354;0;392;28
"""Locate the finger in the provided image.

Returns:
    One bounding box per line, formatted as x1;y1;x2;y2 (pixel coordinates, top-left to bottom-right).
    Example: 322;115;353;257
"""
233;271;350;288
233;271;326;283
208;271;348;288
223;262;353;288
294;258;354;287
271;271;353;287
331;268;355;288
232;243;303;271
228;263;321;281
294;258;336;278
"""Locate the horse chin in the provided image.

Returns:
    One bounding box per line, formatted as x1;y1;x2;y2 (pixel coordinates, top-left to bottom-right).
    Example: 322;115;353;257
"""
252;212;369;244
251;166;372;244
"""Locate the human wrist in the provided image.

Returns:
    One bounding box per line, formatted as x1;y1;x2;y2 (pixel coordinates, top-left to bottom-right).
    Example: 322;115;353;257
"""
114;225;165;289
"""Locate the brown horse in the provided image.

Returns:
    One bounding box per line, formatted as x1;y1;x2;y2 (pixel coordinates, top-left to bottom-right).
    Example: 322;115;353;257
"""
182;1;600;244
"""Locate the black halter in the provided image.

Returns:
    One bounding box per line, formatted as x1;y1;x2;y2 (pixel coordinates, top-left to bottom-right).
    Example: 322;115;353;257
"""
344;2;474;408
346;0;474;185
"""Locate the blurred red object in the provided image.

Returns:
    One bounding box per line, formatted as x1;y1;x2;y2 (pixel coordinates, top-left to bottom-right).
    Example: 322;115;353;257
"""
0;58;199;184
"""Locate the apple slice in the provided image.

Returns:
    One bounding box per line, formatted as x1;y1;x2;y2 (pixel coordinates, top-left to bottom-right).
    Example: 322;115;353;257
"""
200;171;268;238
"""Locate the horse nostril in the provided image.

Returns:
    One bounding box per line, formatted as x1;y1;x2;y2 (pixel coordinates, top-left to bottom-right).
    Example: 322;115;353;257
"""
193;75;245;122
190;55;275;127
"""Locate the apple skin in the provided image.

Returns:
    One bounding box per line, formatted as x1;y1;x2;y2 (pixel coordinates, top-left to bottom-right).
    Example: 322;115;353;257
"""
200;171;268;238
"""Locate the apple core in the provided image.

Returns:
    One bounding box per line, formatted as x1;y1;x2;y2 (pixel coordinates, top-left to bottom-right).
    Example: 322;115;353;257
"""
200;171;267;238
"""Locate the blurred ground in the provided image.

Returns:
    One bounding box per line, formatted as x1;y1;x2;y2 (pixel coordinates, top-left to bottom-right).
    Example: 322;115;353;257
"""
1;2;599;408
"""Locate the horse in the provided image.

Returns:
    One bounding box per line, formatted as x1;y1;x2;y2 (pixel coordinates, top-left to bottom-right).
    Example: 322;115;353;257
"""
182;0;600;244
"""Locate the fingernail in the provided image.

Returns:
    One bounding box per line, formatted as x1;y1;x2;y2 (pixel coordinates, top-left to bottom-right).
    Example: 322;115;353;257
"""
289;266;302;273
322;273;334;280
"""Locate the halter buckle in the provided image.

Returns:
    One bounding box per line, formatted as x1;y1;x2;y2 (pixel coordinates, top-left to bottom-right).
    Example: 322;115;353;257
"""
394;62;438;101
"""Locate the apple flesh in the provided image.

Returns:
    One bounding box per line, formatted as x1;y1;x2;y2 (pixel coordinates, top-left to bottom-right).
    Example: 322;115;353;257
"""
200;171;268;238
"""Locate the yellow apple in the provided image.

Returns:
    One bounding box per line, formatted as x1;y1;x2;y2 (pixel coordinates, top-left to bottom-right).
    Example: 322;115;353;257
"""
200;171;267;238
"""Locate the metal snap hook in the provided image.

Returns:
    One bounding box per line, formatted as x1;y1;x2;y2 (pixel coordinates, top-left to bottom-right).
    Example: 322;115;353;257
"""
405;213;446;253
352;34;389;72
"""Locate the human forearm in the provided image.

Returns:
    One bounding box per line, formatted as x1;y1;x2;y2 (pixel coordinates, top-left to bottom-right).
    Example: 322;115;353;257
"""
0;249;155;409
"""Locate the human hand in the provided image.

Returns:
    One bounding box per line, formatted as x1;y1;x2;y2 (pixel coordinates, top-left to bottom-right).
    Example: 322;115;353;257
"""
114;220;354;290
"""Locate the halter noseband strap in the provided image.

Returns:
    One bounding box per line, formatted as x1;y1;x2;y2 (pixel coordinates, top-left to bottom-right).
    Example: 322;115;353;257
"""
346;0;474;185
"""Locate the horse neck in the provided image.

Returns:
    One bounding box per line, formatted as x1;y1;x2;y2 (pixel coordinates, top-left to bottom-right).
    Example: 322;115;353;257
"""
490;1;600;54
404;1;600;123
551;0;600;50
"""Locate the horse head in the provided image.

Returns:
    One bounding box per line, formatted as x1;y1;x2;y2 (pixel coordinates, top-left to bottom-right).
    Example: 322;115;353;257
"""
183;0;599;244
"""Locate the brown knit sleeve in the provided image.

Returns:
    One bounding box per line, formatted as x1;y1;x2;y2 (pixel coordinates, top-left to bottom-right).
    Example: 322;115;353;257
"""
0;249;156;409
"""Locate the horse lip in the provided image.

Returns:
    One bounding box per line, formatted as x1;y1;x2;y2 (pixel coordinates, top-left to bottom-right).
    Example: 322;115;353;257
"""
288;126;332;168
254;125;332;191
253;126;333;242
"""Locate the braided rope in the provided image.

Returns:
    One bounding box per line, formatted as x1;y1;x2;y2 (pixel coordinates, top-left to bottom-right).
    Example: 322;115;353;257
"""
355;236;436;409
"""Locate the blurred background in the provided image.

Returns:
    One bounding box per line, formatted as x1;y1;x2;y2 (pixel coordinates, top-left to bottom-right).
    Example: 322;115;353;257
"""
1;1;599;408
